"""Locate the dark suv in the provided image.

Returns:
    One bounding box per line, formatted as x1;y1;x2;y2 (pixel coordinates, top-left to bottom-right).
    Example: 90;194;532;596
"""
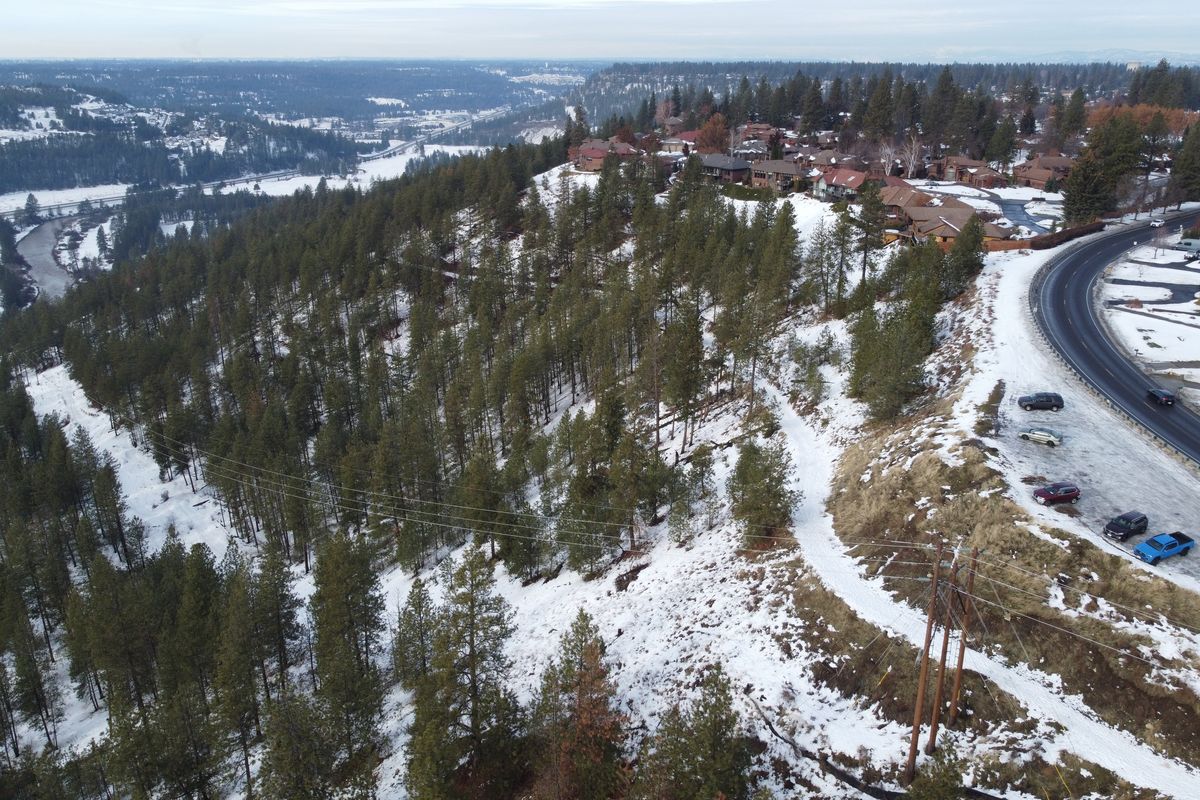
1103;511;1148;542
1018;392;1064;411
1147;388;1175;406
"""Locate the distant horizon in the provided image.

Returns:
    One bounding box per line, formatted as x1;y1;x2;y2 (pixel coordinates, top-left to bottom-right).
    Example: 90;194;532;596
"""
7;1;1200;63
0;53;1195;66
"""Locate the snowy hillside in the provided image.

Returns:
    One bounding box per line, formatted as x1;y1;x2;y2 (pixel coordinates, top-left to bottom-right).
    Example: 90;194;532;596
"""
13;161;1200;799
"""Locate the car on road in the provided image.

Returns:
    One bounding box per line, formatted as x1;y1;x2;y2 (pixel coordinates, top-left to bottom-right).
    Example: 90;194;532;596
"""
1103;511;1148;542
1034;481;1080;505
1149;217;1165;228
1018;427;1064;447
1147;388;1176;406
1133;532;1195;565
1018;392;1064;411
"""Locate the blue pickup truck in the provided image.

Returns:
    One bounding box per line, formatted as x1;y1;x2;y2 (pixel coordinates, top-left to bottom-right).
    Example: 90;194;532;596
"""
1133;532;1195;565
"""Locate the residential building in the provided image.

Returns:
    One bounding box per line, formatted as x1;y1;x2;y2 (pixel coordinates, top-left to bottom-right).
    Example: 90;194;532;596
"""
814;168;867;201
572;138;639;172
928;156;1007;188
750;159;807;194
1013;154;1074;189
698;153;751;184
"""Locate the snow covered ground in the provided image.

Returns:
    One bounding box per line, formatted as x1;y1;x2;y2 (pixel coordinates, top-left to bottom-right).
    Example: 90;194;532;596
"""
1101;243;1200;368
519;124;561;143
946;245;1200;592
214;144;487;198
18;163;1200;798
0;183;130;215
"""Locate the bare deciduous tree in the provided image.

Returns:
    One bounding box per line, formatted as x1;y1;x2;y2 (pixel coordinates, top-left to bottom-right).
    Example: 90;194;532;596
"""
901;133;923;179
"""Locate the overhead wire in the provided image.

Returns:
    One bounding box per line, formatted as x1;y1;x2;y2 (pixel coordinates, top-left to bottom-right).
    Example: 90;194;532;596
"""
64;384;1200;673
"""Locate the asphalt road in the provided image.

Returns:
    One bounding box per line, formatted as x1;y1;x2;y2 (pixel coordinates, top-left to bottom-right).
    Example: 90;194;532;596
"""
1032;211;1200;467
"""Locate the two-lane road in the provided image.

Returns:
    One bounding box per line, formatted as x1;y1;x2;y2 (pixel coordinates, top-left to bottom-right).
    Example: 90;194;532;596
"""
1031;212;1200;467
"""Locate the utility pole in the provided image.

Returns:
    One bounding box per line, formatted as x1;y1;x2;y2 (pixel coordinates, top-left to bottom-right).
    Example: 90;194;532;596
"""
925;561;957;754
904;541;943;785
948;548;978;726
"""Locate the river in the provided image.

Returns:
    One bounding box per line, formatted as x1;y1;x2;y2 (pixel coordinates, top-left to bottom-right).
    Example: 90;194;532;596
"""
16;217;75;301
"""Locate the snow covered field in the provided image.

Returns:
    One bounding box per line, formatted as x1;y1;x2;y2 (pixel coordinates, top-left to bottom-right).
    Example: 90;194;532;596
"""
214;144;487;198
0;183;130;215
1101;244;1200;367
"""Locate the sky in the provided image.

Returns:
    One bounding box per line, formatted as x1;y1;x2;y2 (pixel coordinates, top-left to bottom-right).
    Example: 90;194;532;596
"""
5;0;1200;62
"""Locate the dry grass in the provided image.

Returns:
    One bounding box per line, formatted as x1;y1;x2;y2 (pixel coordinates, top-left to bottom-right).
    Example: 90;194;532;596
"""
778;561;1029;738
828;415;1200;764
974;379;1006;437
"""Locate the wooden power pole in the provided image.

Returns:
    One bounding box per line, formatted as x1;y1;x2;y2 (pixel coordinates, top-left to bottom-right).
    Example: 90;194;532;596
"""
904;541;943;785
948;548;978;726
925;562;958;754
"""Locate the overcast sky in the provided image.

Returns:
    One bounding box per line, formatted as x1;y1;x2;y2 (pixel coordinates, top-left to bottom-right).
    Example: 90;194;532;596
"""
6;0;1199;62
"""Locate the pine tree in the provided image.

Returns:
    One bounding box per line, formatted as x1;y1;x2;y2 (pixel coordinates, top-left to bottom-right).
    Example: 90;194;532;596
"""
253;544;301;697
985;116;1017;171
311;532;384;765
1063;151;1112;223
942;216;986;298
727;437;798;546
1061;87;1087;139
22;194;40;227
855;182;887;288
395;577;438;691
1169;123;1200;207
532;610;627;800
406;543;526;799
631;665;753;800
215;556;261;797
663;292;705;447
259;693;336;800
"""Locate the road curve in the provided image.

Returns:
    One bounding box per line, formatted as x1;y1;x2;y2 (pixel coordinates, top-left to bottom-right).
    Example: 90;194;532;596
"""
1031;211;1200;467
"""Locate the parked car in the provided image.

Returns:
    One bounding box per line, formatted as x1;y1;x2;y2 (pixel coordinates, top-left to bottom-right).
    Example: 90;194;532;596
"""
1147;388;1176;406
1103;511;1148;542
1133;532;1195;565
1018;427;1064;447
1018;392;1064;411
1149;218;1165;228
1034;481;1080;505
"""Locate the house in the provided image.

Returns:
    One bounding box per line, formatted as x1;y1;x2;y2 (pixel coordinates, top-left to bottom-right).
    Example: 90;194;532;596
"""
698;154;751;184
809;150;865;171
1013;154;1074;189
899;206;1011;244
733;140;770;160
750;159;807;194
928;156;1007;189
879;184;934;218
572;138;639;172
659;137;689;154
736;123;776;144
664;115;685;136
814;168;868;201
